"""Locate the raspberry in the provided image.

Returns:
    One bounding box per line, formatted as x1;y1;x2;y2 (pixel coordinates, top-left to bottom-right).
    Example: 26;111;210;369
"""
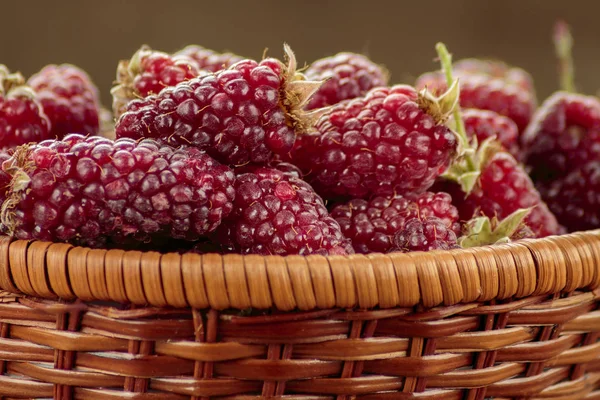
393;216;458;253
0;66;52;148
436;147;562;238
522;91;600;182
462;108;520;160
539;160;600;232
115;45;323;166
304;52;388;109
0;134;235;248
330;191;460;254
287;84;458;199
176;45;243;73
216;165;353;256
111;46;203;118
452;58;534;92
415;72;536;133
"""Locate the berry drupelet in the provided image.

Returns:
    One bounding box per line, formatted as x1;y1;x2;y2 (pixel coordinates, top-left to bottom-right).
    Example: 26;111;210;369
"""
462;108;520;160
0;66;52;149
217;164;353;256
304;52;388;109
111;46;203;118
393;216;459;252
115;45;324;166
0;134;235;248
175;45;244;73
330;191;460;254
287;83;459;200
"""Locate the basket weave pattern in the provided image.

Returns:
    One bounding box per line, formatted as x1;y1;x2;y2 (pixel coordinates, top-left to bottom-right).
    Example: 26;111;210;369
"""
0;232;598;399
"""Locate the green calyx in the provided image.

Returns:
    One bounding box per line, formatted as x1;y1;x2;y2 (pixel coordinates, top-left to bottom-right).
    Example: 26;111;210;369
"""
458;208;533;248
553;20;576;93
432;42;483;194
0;65;28;97
416;77;460;125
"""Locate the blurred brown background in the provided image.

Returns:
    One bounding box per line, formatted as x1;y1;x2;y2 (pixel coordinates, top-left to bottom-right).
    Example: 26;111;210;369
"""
2;0;599;108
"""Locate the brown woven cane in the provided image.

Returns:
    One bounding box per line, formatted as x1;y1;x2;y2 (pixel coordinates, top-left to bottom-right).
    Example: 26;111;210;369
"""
0;231;597;399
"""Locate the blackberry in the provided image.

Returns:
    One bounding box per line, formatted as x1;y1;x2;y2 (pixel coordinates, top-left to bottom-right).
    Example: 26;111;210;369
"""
433;43;562;239
175;45;243;73
330;191;460;254
0;66;52;149
28;64;101;138
393;216;459;253
305;52;388;109
111;46;203;117
216;166;353;256
287;84;458;199
462;108;520;160
116;45;324;166
1;134;235;248
416;72;535;133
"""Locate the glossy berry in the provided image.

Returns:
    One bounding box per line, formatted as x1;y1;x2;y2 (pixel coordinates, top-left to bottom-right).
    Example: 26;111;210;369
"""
176;45;243;73
0;134;235;248
330;191;460;254
452;58;534;92
522;92;600;183
539;160;600;232
217;165;353;256
435;149;562;238
305;52;388;109
116;46;322;166
462;108;520;159
111;46;203;118
393;216;459;252
416;72;535;133
287;85;458;199
28;64;101;138
0;66;52;149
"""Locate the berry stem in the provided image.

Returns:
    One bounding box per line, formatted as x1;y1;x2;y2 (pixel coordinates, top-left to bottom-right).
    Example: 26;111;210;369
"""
553;20;575;93
435;43;474;170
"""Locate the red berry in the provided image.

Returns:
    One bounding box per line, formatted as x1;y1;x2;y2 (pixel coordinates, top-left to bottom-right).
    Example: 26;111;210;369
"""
175;45;244;73
522;92;600;183
393;216;459;252
416;72;536;133
0;66;52;149
452;58;535;92
216;165;353;256
304;52;388;109
435;148;562;238
287;85;457;199
539;160;600;232
115;45;323;166
0;134;235;248
462;108;520;160
330;191;460;254
111;46;203;118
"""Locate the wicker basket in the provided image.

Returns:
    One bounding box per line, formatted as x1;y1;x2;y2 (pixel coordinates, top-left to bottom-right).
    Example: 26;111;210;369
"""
0;231;597;400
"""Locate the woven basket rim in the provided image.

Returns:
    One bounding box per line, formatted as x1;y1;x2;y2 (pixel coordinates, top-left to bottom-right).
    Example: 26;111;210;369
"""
0;231;599;311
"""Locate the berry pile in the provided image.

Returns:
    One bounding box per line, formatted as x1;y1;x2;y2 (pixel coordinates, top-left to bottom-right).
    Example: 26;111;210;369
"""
0;23;595;256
